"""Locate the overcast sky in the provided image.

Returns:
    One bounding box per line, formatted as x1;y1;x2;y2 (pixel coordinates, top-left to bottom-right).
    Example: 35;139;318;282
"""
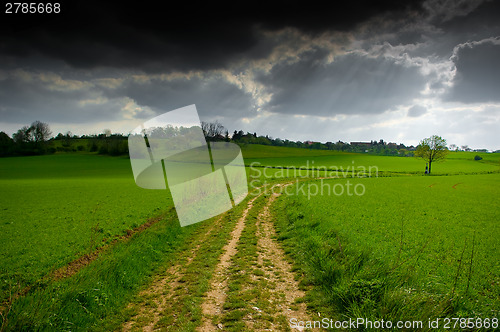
1;0;499;150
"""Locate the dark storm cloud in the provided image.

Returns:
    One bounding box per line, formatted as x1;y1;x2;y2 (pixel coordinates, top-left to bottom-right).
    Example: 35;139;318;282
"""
0;68;256;124
426;0;500;57
358;0;500;60
257;50;428;116
101;74;257;121
424;0;486;23
253;0;425;33
430;0;499;28
0;2;259;71
0;71;122;123
1;0;499;150
446;38;500;103
0;0;426;71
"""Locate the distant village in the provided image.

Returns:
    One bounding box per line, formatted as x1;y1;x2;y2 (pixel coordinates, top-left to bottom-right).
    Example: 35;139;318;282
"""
229;132;494;156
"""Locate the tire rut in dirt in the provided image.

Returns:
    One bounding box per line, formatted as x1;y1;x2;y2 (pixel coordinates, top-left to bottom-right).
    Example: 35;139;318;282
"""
202;184;313;331
198;194;262;331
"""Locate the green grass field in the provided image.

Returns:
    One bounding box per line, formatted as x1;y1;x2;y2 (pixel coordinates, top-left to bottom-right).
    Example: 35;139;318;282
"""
0;146;499;330
0;154;175;305
273;174;499;321
244;147;499;175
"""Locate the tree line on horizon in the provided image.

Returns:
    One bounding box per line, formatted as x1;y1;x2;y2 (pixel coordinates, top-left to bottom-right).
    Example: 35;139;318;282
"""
0;122;129;157
0;120;495;158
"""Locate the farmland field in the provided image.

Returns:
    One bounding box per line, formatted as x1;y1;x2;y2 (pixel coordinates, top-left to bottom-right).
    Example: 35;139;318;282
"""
0;147;499;330
0;154;177;304
245;147;499;175
273;174;500;321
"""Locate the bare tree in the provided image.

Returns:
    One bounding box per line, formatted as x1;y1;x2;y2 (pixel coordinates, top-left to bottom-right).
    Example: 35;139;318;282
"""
30;121;52;143
201;121;226;141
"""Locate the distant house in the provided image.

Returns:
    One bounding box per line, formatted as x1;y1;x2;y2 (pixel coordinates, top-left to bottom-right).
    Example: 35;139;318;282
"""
350;142;371;147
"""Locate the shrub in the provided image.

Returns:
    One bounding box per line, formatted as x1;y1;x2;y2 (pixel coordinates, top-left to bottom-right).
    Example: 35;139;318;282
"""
474;155;482;161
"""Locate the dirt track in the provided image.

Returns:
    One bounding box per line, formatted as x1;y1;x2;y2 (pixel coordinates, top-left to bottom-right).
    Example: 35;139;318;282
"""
123;185;312;331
